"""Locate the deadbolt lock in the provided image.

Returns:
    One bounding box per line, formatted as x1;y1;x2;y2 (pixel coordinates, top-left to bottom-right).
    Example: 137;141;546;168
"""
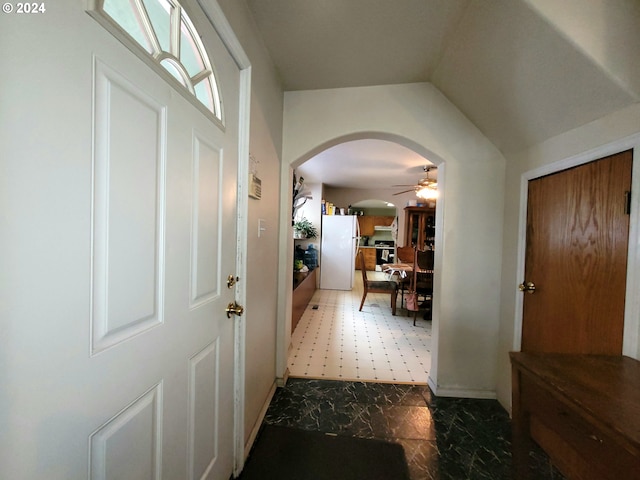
518;281;536;294
227;275;239;289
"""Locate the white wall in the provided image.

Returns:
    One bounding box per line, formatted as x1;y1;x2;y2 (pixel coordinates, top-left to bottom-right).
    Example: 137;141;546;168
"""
217;0;284;445
496;102;640;408
280;83;507;398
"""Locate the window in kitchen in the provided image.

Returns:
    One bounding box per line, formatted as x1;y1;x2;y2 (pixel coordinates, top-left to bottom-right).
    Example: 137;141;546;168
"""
90;0;223;122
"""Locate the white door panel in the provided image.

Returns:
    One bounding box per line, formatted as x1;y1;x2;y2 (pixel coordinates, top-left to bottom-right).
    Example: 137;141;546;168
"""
188;341;220;479
89;384;163;480
0;1;240;478
190;134;222;307
92;57;167;353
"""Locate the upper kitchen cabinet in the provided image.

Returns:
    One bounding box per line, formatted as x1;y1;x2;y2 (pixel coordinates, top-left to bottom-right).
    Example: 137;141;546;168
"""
358;215;395;237
404;206;435;250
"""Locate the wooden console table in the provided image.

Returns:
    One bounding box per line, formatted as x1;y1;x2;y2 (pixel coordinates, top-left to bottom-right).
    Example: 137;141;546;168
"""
510;352;640;479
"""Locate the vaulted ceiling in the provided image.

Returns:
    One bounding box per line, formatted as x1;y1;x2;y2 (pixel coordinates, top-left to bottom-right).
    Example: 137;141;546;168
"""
246;0;640;188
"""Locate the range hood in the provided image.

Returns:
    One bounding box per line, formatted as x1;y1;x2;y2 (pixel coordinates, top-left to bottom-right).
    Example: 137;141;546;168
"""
374;225;393;231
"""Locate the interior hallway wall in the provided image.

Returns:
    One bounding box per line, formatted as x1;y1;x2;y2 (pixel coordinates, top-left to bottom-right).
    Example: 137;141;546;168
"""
217;0;285;445
281;83;507;399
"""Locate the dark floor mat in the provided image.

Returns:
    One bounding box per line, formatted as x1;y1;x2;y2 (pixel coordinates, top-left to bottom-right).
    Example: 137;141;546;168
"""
238;425;410;480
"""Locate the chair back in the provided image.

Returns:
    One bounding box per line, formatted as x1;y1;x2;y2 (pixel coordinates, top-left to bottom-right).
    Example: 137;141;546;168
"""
415;249;434;292
357;250;368;282
396;246;414;263
416;250;434;271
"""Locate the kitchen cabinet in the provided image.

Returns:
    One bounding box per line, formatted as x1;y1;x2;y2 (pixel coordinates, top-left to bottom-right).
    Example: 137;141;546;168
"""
358;215;394;237
355;247;377;271
404;206;435;249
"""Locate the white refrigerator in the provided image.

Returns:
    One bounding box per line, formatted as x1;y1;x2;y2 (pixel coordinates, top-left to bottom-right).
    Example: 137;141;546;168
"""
319;215;360;290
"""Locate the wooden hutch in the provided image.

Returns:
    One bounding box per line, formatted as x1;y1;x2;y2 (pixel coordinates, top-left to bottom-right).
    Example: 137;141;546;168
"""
403;206;435;249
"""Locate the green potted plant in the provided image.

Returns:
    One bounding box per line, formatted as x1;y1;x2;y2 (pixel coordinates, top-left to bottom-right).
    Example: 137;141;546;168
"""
293;217;318;239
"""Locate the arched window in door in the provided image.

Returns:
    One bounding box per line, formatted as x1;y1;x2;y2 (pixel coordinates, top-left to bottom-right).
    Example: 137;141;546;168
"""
91;0;223;122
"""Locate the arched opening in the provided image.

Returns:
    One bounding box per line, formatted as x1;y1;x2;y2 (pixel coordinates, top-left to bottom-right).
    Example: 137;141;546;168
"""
351;199;396;250
287;136;443;383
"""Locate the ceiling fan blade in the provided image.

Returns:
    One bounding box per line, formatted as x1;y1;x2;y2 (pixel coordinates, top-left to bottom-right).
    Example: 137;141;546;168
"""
392;189;416;195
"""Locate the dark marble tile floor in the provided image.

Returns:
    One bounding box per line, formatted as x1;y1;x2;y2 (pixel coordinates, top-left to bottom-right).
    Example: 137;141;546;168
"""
261;378;566;480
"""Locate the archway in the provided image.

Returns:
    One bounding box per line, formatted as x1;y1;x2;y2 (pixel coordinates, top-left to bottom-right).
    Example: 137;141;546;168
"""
282;134;444;385
350;199;397;251
278;83;506;398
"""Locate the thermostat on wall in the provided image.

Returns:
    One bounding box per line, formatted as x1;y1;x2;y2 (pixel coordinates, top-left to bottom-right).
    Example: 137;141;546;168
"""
249;173;262;199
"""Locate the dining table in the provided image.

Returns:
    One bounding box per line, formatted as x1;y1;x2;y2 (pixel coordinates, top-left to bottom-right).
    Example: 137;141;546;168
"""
382;263;433;278
382;262;434;310
381;262;414;279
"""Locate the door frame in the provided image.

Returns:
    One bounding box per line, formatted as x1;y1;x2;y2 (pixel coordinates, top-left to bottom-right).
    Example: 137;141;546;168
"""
513;133;640;357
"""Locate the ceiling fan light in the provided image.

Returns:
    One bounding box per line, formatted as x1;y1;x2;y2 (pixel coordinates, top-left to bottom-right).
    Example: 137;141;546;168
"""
416;186;438;199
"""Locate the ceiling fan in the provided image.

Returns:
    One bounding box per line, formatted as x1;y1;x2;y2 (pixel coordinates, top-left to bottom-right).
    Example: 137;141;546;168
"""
392;166;438;198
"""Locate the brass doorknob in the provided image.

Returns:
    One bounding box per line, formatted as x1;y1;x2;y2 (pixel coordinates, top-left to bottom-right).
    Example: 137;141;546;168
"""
518;281;536;294
225;301;244;318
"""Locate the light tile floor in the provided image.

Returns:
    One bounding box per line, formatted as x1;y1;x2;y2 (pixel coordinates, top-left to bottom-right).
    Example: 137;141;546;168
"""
289;270;431;384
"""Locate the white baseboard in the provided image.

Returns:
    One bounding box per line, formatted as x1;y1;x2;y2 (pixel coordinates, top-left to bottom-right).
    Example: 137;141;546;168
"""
428;376;496;399
276;368;290;387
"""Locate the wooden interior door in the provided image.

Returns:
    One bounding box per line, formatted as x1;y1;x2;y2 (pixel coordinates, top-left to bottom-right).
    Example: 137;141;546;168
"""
521;150;633;354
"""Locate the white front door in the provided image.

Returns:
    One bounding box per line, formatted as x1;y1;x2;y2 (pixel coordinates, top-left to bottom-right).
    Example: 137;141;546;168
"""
0;2;241;479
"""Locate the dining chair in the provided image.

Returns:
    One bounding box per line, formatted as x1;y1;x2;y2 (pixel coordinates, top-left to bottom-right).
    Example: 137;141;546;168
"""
409;249;434;325
396;246;414;263
358;250;398;315
395;246;415;308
